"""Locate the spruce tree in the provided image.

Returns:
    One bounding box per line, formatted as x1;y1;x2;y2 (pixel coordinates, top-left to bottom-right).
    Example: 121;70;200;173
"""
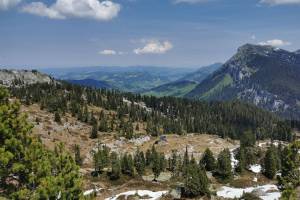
0;87;82;198
121;154;134;176
264;146;277;179
134;149;146;176
182;146;190;177
110;152;121;180
54;111;61;123
90;123;98;139
215;148;232;181
151;149;162;181
200;148;216;171
236;147;246;173
169;150;178;175
74;144;82;166
184;162;210;197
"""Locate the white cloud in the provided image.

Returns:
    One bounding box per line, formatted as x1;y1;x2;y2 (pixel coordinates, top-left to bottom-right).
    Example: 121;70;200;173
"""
22;0;121;21
173;0;213;4
99;49;117;55
258;39;291;47
134;40;173;55
22;2;65;19
0;0;21;10
260;0;300;5
98;49;125;55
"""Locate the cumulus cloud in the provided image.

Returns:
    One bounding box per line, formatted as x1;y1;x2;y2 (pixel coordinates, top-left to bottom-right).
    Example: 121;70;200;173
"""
99;49;117;55
134;40;173;55
98;49;125;55
260;0;300;5
22;0;121;21
0;0;21;10
258;39;291;47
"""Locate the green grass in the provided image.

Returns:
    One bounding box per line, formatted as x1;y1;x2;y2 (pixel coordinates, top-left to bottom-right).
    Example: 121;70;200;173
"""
200;74;233;99
144;82;197;97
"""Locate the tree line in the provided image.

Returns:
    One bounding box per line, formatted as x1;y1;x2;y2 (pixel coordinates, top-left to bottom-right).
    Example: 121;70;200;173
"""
10;81;294;141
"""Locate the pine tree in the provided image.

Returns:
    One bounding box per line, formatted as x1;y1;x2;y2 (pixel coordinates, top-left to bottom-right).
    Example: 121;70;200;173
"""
182;146;190;177
110;152;121;180
74;144;82;166
134;149;145;176
169;150;178;175
93;145;110;173
145;149;152;166
240;130;256;148
264;146;277;179
152;151;161;181
121;154;134;176
215;148;232;181
236;147;246;173
90;123;98;139
200;148;216;171
0;87;82;198
184;162;210;197
54;111;61;123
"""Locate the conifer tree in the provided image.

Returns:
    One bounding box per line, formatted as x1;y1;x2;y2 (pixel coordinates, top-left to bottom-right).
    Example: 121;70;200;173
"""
145;149;152;166
240;130;256;148
0;87;82;198
200;148;216;171
215;148;232;181
184;162;210;197
236;147;246;173
110;152;121;180
152;151;162;181
264;146;277;179
90;123;98;139
121;154;134;176
54;111;61;123
169;150;178;175
74;144;82;166
134;149;146;176
182;146;190;177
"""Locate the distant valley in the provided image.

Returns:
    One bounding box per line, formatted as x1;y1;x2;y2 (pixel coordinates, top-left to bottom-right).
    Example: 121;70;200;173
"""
42;66;199;93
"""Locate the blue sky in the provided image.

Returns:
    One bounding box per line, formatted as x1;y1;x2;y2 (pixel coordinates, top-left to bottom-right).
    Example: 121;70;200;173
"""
1;0;300;68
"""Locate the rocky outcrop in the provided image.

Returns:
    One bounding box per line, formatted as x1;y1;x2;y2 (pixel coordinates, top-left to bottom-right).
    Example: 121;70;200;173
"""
0;69;54;87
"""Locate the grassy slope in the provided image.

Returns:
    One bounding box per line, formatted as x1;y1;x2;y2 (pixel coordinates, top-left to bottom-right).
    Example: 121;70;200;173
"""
143;81;198;97
200;74;233;100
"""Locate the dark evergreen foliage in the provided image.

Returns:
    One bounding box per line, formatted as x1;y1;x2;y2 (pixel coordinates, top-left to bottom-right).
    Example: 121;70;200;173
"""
10;81;293;141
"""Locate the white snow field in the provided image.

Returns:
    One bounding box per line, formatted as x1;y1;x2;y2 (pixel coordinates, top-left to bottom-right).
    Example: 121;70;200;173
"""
217;184;281;200
230;148;238;170
249;164;262;173
105;190;168;200
83;188;102;196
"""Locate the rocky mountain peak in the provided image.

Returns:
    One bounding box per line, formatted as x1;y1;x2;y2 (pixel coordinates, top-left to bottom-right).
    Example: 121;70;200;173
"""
0;69;54;87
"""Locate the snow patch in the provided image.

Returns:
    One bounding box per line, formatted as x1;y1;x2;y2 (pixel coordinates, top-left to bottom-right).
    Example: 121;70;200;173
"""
217;184;281;200
83;188;102;196
105;190;168;200
249;164;262;174
230;148;238;170
129;136;151;146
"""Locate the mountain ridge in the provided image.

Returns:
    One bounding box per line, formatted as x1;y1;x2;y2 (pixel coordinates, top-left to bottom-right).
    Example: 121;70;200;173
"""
186;44;300;119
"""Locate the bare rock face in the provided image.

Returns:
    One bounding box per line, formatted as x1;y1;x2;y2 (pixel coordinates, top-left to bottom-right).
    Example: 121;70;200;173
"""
0;69;54;87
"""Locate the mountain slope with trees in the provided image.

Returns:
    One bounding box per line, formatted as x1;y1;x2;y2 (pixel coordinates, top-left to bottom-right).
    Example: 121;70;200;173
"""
143;63;221;97
186;44;300;119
